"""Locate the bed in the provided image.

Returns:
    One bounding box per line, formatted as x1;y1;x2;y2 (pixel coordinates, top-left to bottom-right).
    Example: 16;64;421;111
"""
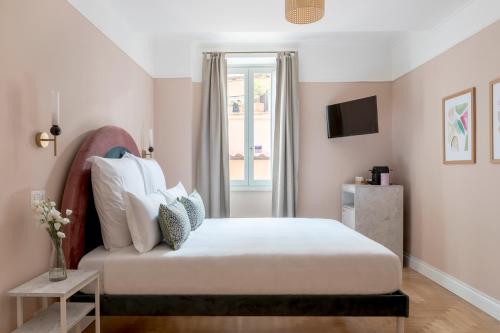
61;126;409;332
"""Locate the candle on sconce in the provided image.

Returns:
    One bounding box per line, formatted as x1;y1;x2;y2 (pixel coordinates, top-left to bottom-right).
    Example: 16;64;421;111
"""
142;128;155;158
148;129;154;148
51;91;60;126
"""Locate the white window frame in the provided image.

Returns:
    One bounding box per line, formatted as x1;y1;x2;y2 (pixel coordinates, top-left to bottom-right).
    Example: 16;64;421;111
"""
228;65;275;190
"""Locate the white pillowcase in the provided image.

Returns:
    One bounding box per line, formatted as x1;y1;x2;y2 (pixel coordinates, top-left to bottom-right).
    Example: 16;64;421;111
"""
124;191;165;253
123;153;167;194
90;156;145;251
160;182;188;203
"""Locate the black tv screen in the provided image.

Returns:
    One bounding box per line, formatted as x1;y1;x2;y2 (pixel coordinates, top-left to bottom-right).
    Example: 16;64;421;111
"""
326;96;379;138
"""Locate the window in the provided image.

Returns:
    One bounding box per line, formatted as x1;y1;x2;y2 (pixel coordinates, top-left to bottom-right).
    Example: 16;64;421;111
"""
228;65;275;189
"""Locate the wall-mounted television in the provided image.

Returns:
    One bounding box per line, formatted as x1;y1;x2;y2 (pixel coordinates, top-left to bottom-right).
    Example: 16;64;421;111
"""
326;96;379;139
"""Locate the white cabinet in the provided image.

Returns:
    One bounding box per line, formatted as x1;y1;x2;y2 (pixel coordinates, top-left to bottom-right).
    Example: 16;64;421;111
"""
341;184;403;263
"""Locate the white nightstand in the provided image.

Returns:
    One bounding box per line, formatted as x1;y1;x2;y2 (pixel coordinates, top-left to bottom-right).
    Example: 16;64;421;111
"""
8;270;100;333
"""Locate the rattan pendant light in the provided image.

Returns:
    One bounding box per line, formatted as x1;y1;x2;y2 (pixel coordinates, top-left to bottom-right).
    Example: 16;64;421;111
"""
285;0;325;24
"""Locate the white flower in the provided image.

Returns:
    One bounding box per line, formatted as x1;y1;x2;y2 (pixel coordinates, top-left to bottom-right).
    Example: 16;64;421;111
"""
66;209;72;216
49;209;61;222
54;222;61;230
57;232;66;238
62;218;70;225
50;201;56;207
35;207;43;214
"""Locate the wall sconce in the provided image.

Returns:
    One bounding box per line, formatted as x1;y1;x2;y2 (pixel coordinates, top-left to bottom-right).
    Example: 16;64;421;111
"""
142;128;154;158
35;91;62;156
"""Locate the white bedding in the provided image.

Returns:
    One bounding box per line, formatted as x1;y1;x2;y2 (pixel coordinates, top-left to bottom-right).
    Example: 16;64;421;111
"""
79;218;401;295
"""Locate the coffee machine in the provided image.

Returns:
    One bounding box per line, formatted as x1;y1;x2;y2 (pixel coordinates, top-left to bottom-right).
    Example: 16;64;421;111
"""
369;166;390;185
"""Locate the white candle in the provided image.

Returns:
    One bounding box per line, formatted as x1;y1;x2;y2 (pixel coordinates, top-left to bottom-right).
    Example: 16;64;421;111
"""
51;91;60;126
148;128;154;148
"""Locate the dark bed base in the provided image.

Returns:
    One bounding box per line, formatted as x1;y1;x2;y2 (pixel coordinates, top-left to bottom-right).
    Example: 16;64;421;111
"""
72;291;409;317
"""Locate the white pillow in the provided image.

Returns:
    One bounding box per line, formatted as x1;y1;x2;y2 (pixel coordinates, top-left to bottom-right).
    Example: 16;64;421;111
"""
160;182;188;203
90;156;146;251
124;191;165;253
123;153;167;194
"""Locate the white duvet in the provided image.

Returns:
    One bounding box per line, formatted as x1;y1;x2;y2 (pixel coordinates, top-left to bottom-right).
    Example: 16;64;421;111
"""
79;218;401;295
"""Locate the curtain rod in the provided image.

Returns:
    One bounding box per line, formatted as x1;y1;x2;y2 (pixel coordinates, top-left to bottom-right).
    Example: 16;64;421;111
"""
202;51;296;55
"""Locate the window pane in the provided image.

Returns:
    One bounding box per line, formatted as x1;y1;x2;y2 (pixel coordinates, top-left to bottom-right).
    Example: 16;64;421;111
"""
253;72;272;181
228;73;246;181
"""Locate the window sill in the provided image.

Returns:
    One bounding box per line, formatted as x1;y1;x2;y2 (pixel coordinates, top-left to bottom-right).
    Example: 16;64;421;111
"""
231;186;272;192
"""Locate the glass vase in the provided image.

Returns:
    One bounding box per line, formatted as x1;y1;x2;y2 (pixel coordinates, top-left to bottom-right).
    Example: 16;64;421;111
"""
49;239;67;282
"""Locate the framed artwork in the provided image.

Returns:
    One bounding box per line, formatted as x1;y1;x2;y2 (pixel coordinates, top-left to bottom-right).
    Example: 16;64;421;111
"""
491;78;500;163
442;88;476;164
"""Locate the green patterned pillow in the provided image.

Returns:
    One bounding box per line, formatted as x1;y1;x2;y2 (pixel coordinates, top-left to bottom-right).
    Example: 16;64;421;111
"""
178;191;205;231
158;201;191;250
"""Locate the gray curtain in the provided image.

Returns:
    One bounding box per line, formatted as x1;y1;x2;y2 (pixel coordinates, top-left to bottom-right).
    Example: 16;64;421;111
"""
197;52;230;218
272;52;299;217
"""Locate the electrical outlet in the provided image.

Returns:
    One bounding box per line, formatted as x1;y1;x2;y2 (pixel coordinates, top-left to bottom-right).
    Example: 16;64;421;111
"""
31;190;46;207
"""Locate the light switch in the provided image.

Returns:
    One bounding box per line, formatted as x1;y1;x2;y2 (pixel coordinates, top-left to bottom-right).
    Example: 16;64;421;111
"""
30;190;46;207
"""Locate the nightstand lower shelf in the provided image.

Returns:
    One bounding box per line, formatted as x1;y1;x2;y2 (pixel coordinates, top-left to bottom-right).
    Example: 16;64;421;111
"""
13;302;94;333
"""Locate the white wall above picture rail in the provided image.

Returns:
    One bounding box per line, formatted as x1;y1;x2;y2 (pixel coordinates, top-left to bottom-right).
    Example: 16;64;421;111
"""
191;34;395;83
67;0;500;82
391;0;500;80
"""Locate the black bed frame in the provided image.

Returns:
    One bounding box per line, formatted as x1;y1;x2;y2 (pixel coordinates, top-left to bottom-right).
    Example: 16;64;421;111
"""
72;292;409;317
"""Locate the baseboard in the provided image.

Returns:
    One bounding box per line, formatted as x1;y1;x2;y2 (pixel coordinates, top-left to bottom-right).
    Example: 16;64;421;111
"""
405;254;500;321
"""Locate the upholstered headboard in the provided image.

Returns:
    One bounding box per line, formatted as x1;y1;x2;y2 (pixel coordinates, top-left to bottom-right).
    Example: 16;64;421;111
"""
61;126;140;269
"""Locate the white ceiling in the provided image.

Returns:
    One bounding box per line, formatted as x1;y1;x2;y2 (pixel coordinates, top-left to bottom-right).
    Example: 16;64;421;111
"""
70;0;471;35
67;0;499;80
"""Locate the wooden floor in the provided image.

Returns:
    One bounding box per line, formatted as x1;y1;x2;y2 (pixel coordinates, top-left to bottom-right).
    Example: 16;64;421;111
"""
85;268;500;333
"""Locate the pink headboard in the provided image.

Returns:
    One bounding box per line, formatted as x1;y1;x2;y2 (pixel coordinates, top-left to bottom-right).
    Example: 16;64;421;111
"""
61;126;139;269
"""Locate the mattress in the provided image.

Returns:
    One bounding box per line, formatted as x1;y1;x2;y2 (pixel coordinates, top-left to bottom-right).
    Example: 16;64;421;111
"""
79;218;401;295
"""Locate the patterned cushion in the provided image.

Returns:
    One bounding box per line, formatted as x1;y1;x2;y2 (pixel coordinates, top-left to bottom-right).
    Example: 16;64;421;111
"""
178;191;205;230
158;201;191;250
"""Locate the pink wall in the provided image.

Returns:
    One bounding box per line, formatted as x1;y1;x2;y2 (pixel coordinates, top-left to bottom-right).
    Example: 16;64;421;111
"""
0;0;153;331
153;79;203;198
192;83;202;186
392;20;500;300
298;82;393;218
154;78;195;191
